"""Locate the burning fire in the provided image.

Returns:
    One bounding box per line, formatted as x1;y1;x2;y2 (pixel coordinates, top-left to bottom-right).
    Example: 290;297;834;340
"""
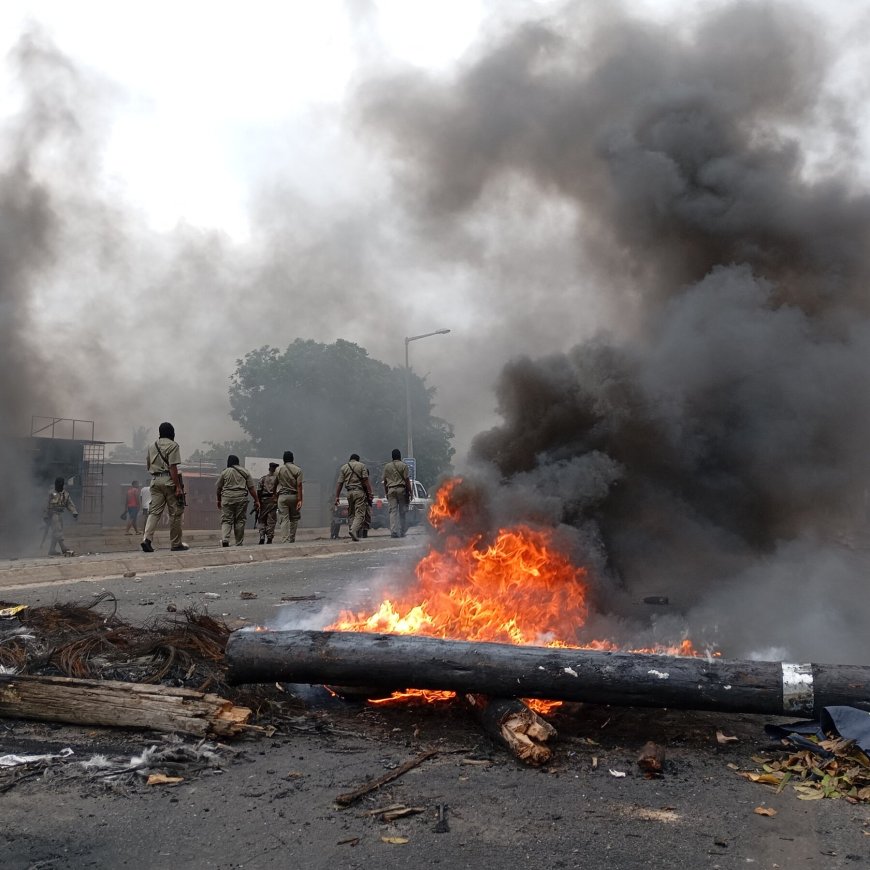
334;524;590;645
327;477;699;713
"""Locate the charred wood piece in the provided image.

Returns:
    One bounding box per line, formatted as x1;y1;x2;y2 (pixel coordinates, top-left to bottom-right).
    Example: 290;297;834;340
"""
637;741;666;777
465;694;556;766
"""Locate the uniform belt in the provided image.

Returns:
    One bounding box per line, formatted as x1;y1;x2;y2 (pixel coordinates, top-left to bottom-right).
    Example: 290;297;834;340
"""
152;471;171;476
279;490;298;495
347;486;363;491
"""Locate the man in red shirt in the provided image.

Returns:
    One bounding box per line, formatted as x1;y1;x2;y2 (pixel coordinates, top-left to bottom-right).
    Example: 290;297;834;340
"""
124;480;141;535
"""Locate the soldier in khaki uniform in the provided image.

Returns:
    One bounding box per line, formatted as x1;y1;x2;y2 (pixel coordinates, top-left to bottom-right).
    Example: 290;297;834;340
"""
216;455;260;547
383;448;412;538
44;477;78;555
257;462;279;544
335;454;373;542
275;450;304;543
142;421;188;552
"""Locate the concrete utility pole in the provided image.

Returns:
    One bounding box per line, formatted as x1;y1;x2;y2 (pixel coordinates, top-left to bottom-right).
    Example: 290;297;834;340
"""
404;329;450;462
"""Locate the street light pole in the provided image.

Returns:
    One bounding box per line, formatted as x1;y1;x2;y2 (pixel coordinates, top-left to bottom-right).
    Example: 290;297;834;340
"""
404;329;451;462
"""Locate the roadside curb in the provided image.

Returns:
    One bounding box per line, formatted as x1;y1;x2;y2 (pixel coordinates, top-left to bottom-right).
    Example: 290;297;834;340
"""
0;535;420;590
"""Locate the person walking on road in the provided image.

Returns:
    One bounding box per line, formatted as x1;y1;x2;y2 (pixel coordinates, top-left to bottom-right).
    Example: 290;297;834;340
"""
124;480;141;535
45;476;78;556
216;455;260;547
141;421;188;553
335;454;373;542
275;450;304;543
257;462;279;544
383;448;412;538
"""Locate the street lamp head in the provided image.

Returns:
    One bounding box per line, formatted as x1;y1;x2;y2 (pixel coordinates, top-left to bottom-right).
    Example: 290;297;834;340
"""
406;328;452;344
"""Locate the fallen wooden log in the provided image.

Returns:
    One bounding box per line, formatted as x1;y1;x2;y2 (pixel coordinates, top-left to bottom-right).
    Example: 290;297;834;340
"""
0;674;251;738
465;694;556;766
225;629;870;718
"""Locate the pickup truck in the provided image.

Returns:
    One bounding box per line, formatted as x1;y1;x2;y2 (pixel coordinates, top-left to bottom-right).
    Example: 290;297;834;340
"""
330;480;432;539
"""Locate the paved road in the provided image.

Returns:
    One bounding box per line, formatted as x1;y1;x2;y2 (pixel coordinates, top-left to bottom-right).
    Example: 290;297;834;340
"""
2;532;425;628
2;542;869;869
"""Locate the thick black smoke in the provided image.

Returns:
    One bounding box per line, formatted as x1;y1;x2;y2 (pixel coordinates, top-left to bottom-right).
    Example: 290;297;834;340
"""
0;28;82;552
357;2;870;662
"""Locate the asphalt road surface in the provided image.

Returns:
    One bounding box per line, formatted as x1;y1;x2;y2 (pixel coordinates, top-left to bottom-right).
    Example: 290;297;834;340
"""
2;542;869;869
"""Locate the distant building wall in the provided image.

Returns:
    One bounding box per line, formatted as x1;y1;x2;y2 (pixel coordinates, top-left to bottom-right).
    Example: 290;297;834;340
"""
105;463;328;530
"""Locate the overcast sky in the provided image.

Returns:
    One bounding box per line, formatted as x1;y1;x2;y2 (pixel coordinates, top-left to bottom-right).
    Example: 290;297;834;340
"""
1;0;868;462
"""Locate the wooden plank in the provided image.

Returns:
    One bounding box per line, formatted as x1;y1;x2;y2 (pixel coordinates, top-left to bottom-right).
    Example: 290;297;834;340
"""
0;674;251;737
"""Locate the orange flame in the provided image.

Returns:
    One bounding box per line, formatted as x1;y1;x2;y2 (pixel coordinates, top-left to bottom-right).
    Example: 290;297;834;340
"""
334;524;589;646
328;478;701;712
428;477;463;528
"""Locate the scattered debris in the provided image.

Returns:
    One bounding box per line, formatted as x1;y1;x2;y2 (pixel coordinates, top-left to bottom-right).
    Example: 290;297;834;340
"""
80;736;232;783
754;806;777;817
716;730;739;744
335;750;438;807
0;595;294;740
240;591;257;600
123;571;137;579
0;594;230;687
0;735;233;794
365;804;425;822
737;739;870;802
203;593;221;600
609;769;627;778
337;837;360;847
433;803;449;833
0;747;74;767
279;594;321;602
147;773;183;786
381;837;409;845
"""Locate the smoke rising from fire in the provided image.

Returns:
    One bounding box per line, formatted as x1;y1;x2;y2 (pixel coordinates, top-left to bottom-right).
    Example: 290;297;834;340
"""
0;28;87;549
353;2;870;662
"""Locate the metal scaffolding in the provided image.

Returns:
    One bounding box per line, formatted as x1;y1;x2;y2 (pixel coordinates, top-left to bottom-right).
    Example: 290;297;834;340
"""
30;417;105;524
80;442;105;523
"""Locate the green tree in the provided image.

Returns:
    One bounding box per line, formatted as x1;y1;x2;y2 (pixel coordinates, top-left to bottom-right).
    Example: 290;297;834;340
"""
228;339;454;485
